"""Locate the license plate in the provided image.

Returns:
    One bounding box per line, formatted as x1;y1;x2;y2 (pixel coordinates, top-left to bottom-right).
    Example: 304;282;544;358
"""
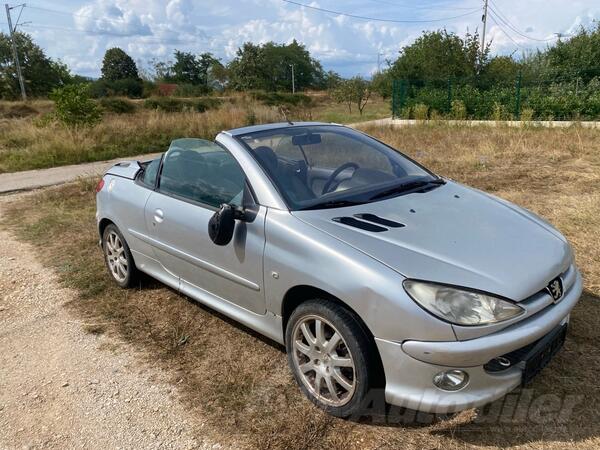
522;324;567;386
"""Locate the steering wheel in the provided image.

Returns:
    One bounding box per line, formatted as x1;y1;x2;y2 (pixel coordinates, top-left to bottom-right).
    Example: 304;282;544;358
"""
322;162;360;194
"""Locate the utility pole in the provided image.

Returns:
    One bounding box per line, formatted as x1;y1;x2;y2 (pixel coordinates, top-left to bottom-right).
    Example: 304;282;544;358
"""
377;52;383;73
290;64;295;94
480;0;488;57
5;3;27;101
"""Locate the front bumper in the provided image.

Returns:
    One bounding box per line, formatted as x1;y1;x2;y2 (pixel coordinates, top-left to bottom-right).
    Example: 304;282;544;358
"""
376;269;582;413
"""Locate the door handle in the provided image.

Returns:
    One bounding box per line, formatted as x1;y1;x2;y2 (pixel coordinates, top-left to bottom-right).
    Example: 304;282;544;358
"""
153;208;164;224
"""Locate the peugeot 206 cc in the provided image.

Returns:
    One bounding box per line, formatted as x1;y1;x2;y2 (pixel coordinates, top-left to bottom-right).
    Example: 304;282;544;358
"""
96;122;581;417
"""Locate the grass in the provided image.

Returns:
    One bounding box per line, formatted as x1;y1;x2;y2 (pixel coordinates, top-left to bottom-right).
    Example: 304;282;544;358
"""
311;95;390;124
0;102;280;174
3;124;600;449
0;95;389;174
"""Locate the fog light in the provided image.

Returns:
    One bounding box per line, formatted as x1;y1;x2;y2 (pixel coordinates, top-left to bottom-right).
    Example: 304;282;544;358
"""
433;369;469;391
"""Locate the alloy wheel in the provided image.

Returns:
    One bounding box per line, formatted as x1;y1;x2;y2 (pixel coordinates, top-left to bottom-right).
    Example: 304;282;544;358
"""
105;230;128;283
291;315;356;407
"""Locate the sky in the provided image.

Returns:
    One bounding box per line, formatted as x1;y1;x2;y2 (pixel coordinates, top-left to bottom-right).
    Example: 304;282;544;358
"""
3;0;599;78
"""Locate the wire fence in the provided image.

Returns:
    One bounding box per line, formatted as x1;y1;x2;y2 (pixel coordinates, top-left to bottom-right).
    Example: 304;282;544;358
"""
391;73;600;121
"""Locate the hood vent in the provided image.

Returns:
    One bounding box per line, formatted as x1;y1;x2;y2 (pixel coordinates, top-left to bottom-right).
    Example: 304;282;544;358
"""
332;217;387;232
354;213;405;228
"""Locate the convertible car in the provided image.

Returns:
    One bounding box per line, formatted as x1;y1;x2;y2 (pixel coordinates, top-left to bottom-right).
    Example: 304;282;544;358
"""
96;122;581;417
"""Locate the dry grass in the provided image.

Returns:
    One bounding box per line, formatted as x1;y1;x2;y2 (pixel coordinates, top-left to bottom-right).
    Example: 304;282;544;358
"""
0;103;280;173
0;96;389;174
2;124;600;449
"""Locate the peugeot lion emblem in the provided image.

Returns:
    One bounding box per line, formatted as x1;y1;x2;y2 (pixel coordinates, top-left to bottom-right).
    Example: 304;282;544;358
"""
547;277;564;302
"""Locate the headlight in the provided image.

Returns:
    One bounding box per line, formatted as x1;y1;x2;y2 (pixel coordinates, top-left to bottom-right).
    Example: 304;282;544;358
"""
403;280;524;326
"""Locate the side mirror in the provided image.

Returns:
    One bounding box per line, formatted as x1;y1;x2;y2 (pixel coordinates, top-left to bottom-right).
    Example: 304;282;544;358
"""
208;204;250;246
208;204;237;246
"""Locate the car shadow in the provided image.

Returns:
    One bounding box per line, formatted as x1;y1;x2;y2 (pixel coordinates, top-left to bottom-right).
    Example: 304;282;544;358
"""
136;272;286;352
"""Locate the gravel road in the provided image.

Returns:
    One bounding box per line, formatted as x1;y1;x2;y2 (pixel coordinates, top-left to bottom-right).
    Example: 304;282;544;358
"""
0;194;220;449
0;153;162;194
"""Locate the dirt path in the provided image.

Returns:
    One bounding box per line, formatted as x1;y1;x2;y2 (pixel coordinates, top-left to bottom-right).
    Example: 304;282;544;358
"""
0;195;218;449
0;153;162;194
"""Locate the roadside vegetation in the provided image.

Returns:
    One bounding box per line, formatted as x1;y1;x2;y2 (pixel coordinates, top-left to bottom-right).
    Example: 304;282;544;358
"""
2;124;599;449
0;95;390;174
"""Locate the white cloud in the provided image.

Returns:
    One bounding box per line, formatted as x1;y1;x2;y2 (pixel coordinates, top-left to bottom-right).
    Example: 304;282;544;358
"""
24;0;600;77
74;0;152;36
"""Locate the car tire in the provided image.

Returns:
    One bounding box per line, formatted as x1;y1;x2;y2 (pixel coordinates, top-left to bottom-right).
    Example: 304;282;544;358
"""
285;299;373;418
102;223;138;288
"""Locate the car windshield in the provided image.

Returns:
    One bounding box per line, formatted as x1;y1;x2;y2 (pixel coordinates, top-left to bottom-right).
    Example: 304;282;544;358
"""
236;125;439;210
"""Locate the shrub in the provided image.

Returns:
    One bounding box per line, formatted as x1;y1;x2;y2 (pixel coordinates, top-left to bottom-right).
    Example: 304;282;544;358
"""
173;83;211;97
429;109;443;121
143;97;222;113
50;84;102;127
450;100;467;120
520;107;535;122
88;78;144;98
413;103;429;120
492;102;509;121
99;97;136;114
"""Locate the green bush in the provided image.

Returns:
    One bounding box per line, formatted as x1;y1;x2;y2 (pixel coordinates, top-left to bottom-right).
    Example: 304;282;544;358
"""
50;84;102;127
393;77;600;121
143;97;222;113
99;97;136;114
89;78;144;98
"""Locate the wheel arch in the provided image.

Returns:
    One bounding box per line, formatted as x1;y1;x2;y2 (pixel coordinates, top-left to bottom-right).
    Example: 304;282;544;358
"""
281;284;386;387
98;217;115;239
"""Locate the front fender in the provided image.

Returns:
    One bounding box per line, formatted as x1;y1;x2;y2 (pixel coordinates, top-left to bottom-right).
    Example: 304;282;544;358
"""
264;209;456;343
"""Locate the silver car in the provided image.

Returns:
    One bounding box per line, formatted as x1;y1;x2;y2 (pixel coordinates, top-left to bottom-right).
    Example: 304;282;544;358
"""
95;122;582;417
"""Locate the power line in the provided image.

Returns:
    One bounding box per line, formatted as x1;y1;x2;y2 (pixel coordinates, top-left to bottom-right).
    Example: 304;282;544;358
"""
279;0;481;24
24;4;156;30
364;0;480;12
487;12;526;50
488;0;555;42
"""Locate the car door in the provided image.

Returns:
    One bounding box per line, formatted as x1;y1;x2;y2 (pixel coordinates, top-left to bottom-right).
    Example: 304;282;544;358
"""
143;138;267;315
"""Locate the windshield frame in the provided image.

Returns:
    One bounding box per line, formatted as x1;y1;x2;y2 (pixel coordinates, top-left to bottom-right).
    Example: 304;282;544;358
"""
234;124;441;211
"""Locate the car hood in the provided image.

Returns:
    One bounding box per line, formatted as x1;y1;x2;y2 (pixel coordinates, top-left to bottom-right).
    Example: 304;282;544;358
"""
292;181;572;301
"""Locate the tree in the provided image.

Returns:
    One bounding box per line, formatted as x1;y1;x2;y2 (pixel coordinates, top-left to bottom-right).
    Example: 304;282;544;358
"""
101;48;140;81
371;69;392;98
480;56;522;87
167;51;221;86
541;23;600;83
0;32;72;99
389;29;489;85
227;40;324;91
171;51;202;85
331;80;354;113
227;42;268;91
321;70;342;90
331;77;372;115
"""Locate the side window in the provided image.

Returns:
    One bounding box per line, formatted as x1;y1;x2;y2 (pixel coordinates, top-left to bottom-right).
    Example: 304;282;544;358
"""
158;139;246;208
140;158;161;188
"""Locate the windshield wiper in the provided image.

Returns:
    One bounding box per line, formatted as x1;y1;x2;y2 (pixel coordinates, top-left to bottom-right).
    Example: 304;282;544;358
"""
368;178;445;201
300;199;366;210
